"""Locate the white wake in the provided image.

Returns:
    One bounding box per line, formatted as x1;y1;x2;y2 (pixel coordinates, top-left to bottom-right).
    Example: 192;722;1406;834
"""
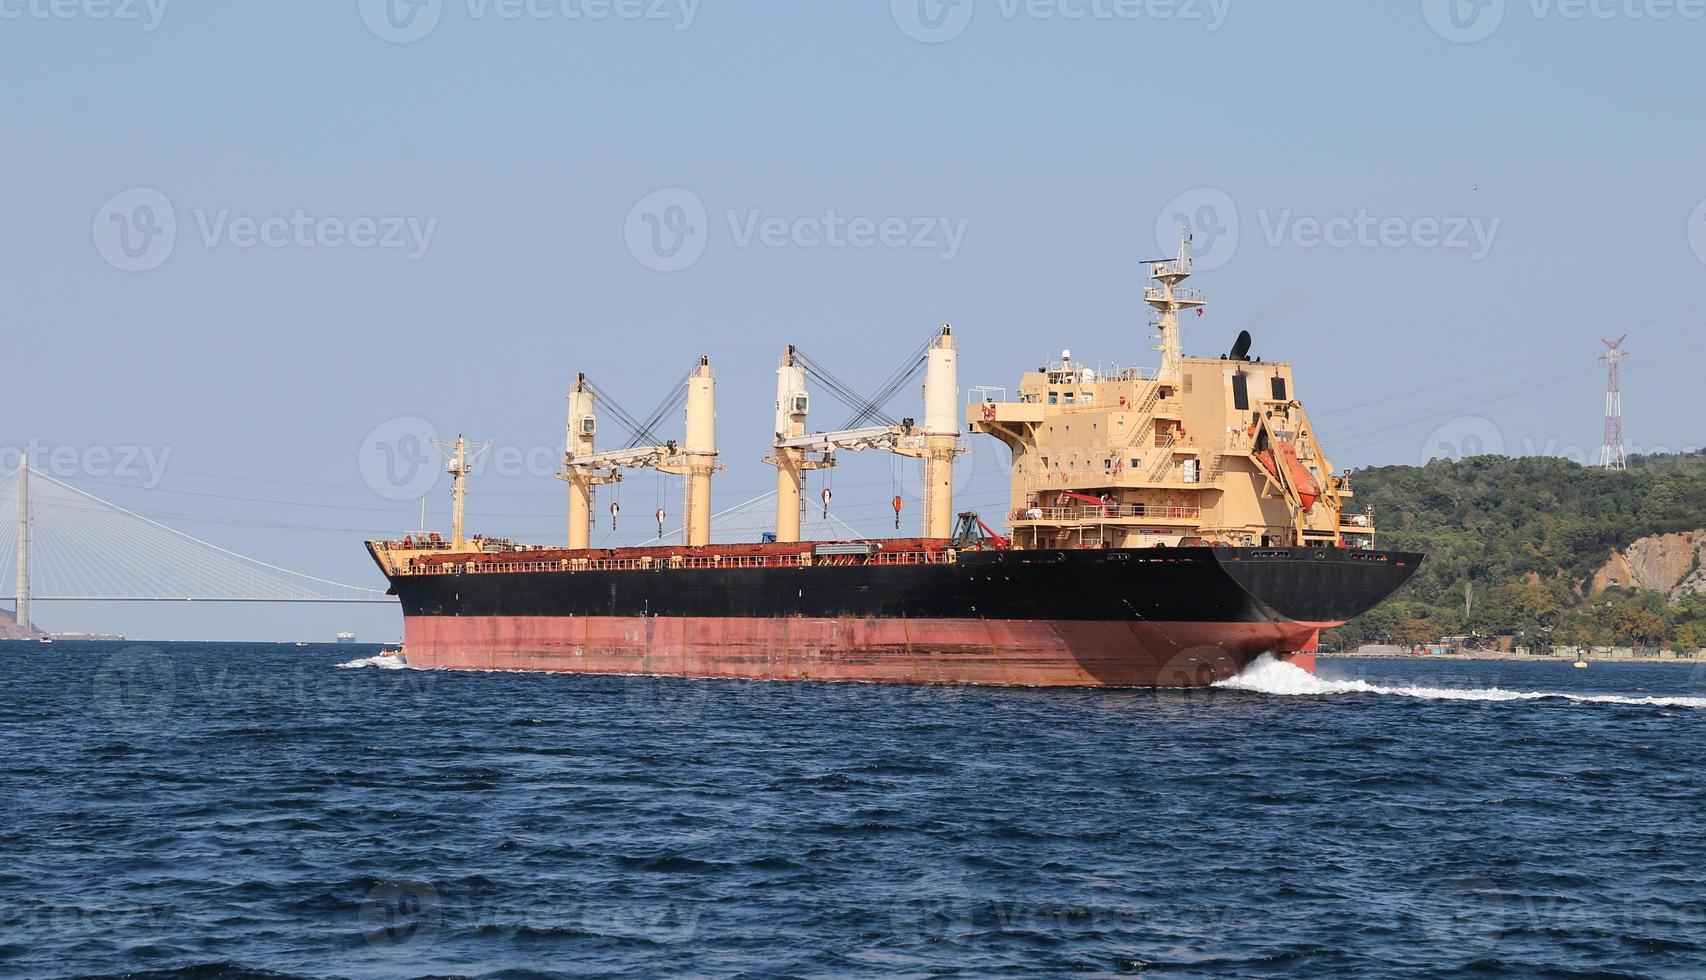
334;654;408;670
1214;654;1706;709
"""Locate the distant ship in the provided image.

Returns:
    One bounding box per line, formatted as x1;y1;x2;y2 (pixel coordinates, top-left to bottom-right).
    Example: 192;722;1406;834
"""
335;632;356;644
367;235;1420;687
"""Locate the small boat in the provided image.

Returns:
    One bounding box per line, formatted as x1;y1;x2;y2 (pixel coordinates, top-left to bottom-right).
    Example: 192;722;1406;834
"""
294;641;309;647
37;637;52;644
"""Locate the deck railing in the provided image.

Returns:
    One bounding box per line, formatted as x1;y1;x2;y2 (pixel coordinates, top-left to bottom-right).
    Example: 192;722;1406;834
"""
1011;504;1201;524
394;548;957;577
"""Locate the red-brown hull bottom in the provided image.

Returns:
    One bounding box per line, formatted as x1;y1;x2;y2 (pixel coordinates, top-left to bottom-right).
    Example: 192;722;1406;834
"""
401;616;1321;687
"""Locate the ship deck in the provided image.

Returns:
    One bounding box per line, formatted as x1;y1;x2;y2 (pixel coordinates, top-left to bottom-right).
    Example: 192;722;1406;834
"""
369;537;958;577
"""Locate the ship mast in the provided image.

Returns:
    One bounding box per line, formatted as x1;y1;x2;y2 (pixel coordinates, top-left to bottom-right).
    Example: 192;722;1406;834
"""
1144;227;1206;384
434;435;490;550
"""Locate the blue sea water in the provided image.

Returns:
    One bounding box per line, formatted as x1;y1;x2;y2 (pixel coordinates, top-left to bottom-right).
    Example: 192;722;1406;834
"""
3;642;1706;978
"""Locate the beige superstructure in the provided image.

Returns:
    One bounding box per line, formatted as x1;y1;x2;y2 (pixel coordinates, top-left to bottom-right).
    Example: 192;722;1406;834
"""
969;233;1375;551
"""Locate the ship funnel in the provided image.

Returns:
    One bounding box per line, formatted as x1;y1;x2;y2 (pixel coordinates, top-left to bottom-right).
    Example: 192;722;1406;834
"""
922;325;959;539
682;356;717;547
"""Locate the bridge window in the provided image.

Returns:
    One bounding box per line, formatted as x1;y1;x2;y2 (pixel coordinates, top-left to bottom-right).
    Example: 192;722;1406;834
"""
1272;376;1287;401
1232;373;1250;411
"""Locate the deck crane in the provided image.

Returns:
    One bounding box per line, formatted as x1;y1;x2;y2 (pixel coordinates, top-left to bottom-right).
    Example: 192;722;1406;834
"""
557;357;722;549
767;327;963;542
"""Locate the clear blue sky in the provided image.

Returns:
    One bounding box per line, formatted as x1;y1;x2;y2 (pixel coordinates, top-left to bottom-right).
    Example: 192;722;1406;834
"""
3;0;1703;640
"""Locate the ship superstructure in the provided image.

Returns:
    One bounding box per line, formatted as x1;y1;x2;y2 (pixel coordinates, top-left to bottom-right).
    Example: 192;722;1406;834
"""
972;231;1375;552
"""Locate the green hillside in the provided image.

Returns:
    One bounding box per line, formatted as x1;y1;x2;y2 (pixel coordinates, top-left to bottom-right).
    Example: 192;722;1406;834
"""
1325;452;1706;650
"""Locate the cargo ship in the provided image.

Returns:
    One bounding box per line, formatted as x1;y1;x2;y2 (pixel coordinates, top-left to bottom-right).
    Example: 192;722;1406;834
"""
367;235;1420;686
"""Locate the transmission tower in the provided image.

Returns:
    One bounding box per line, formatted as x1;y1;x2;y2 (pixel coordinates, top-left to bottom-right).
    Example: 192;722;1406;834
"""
1600;335;1628;471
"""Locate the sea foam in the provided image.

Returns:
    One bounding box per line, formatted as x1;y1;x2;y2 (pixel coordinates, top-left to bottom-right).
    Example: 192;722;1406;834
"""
334;654;408;670
1214;654;1706;709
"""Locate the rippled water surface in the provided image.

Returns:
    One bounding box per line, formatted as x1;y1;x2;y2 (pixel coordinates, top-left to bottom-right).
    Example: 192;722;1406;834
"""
4;642;1706;978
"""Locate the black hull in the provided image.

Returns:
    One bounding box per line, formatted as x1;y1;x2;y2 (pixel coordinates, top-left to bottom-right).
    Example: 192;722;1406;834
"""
387;546;1421;627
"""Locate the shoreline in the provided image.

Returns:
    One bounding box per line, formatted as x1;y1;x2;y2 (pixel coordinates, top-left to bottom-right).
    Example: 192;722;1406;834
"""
1324;651;1706;665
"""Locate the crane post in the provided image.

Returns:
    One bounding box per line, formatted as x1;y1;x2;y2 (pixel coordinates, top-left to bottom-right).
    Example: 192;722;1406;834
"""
565;374;597;550
773;347;809;543
922;326;959;539
683;356;717;546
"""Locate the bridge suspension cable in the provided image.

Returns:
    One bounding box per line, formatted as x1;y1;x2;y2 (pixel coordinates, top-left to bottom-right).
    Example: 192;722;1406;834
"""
0;467;392;603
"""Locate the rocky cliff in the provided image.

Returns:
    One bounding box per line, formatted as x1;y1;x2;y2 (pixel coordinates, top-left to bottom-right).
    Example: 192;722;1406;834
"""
1592;530;1706;601
0;607;37;640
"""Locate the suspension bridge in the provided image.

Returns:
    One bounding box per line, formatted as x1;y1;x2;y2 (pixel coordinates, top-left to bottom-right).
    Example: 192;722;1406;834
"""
0;463;882;633
0;466;393;634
